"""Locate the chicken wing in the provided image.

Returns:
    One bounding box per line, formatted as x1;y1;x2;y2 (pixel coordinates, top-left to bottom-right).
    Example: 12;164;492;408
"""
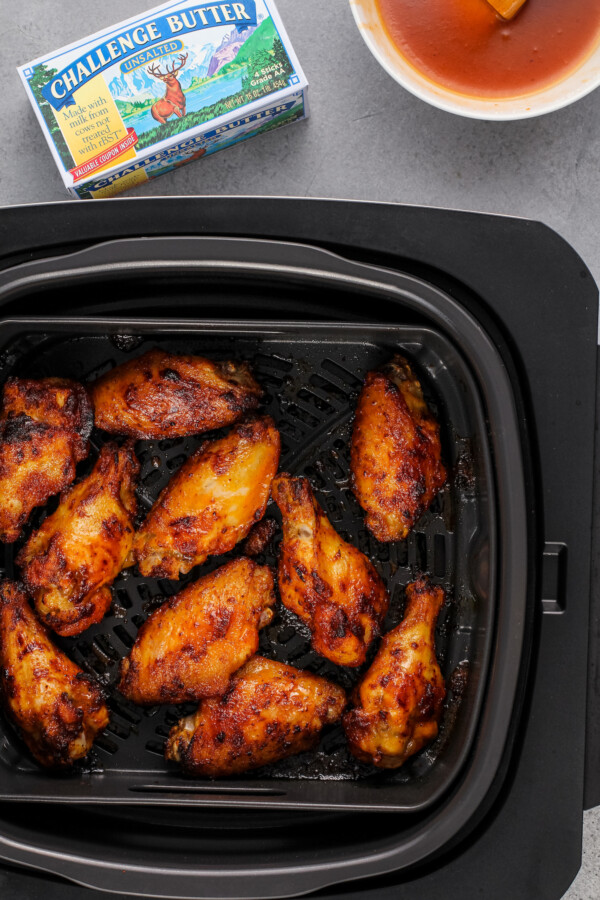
343;578;446;768
0;377;92;543
16;442;139;637
134;416;280;579
351;355;446;542
0;579;109;768
272;474;389;667
165;656;346;777
91;348;262;438
118;558;276;705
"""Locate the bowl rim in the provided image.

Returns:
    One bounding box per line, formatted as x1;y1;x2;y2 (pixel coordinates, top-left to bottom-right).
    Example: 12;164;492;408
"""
348;0;600;120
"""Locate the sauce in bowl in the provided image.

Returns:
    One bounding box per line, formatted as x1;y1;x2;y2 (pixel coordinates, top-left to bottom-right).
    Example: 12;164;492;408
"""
375;0;600;99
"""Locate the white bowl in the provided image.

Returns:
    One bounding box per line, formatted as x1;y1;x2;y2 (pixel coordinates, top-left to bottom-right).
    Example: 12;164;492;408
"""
349;0;600;120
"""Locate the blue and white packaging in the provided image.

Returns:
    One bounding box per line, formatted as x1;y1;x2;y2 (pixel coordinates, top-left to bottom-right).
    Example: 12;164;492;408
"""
18;0;308;198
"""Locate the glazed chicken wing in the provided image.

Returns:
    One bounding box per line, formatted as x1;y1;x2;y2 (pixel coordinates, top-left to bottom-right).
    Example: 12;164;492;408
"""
91;348;262;438
351;355;446;542
16;442;139;637
272;474;389;667
165;656;346;777
118;558;276;705
343;578;446;768
134;416;280;579
0;377;92;543
0;580;109;768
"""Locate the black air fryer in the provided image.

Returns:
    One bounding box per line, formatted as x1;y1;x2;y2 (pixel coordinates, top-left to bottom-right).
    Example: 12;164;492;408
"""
0;197;596;900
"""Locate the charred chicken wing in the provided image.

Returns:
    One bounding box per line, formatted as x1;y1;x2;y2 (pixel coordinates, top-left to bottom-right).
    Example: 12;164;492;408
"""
351;355;446;542
343;578;446;768
118;558;276;705
134;416;280;579
17;442;139;637
272;474;389;667
91;348;262;438
0;377;92;543
0;580;109;768
165;656;346;777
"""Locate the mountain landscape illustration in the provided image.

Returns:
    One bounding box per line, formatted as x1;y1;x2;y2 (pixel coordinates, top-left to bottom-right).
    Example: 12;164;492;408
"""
108;42;216;102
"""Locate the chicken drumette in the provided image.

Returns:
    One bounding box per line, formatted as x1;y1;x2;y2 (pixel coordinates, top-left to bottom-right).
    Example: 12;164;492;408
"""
343;578;446;768
351;355;446;542
165;656;347;777
272;474;389;667
134;416;280;579
0;580;109;768
17;442;139;637
118;558;276;705
91;348;262;438
0;377;92;543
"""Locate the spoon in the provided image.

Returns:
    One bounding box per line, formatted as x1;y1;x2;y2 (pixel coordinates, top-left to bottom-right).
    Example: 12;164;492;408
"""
485;0;527;19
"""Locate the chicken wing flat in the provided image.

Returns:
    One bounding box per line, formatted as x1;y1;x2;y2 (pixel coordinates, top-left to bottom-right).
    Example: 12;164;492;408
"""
134;416;280;579
91;348;262;438
351;355;446;542
0;579;109;768
272;474;389;667
16;442;139;637
0;377;92;543
343;578;446;769
165;656;347;777
118;558;276;705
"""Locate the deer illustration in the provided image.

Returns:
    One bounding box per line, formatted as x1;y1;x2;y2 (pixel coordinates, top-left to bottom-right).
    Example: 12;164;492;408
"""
147;54;188;124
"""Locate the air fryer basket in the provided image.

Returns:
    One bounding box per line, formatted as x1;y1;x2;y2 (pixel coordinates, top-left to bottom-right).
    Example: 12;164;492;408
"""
0;318;493;812
0;237;529;898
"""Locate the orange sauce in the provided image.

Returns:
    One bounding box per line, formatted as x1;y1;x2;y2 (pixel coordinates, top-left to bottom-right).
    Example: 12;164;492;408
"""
375;0;600;98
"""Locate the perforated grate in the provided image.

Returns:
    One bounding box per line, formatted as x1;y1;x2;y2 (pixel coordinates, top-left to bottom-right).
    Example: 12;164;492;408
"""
0;325;486;785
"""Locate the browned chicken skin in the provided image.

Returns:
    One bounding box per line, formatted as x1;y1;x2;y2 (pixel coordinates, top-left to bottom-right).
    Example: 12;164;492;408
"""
16;442;139;637
0;580;109;768
272;474;389;667
118;558;276;705
0;377;92;543
351;356;446;542
343;578;446;769
165;656;347;777
91;349;262;439
134;416;281;579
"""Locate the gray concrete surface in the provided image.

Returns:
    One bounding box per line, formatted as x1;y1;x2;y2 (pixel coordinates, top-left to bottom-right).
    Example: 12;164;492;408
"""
0;0;599;897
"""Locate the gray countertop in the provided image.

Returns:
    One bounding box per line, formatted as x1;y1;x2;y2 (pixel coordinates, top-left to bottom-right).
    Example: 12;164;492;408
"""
1;1;599;897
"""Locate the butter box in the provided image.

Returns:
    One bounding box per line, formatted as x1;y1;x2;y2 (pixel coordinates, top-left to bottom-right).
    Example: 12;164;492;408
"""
18;0;308;199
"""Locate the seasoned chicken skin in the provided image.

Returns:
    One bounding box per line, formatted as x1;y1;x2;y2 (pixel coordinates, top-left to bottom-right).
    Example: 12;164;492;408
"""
351;356;446;542
118;558;276;705
343;578;446;768
0;580;109;768
134;416;280;579
165;656;346;777
91;348;262;438
17;442;139;637
272;474;389;667
0;377;92;543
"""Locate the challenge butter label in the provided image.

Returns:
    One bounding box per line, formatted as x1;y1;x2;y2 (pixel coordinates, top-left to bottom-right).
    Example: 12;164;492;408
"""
18;0;308;198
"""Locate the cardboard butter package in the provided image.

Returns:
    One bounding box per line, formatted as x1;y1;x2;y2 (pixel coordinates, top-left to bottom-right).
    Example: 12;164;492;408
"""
18;0;308;199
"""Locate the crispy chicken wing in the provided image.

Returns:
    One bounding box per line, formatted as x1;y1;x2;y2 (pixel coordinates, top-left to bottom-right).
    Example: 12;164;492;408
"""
134;416;280;579
0;377;92;543
165;656;346;777
351;355;446;542
16;442;139;637
272;474;389;667
343;578;446;768
118;558;276;705
0;580;109;768
91;348;262;438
